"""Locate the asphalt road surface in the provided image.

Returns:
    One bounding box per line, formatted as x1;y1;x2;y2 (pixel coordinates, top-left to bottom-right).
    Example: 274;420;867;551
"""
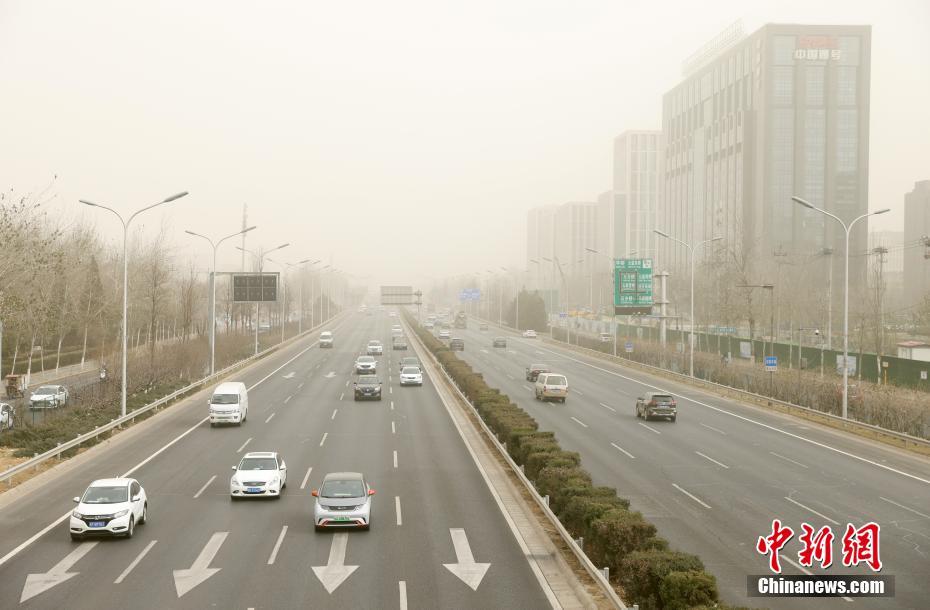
446;320;930;610
0;313;554;609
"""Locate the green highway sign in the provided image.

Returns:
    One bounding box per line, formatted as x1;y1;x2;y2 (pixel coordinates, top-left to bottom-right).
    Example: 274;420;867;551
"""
613;258;653;315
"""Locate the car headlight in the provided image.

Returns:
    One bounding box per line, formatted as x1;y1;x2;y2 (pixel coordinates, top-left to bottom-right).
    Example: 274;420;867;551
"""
231;477;239;486
113;509;130;518
72;510;83;519
271;477;279;486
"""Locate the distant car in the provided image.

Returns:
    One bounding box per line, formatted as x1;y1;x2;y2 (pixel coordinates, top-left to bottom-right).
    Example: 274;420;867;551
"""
70;478;147;540
389;311;397;318
438;329;451;340
525;364;551;382
355;355;377;374
0;403;12;430
354;375;382;400
599;333;612;343
522;330;537;338
259;322;271;331
479;322;489;331
391;325;403;336
534;373;568;403
320;331;334;348
635;392;677;422
230;451;287;499
424;322;435;329
492;337;507;348
399;357;420;371
449;338;464;351
29;385;68;409
399;366;423;386
312;472;375;531
367;340;383;356
392;336;408;350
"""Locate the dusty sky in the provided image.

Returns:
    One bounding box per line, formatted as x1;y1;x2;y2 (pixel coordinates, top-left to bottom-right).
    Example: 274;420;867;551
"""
2;0;928;286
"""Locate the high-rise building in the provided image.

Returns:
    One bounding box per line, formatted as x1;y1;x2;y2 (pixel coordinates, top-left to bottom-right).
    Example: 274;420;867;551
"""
903;180;930;307
659;23;872;285
526;204;557;289
614;131;662;261
526;201;599;308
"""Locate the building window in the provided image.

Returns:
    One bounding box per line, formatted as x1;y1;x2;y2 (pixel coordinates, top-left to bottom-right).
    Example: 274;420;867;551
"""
804;108;826;208
771;108;795;239
773;66;794;105
836;108;858;173
773;35;796;66
837;66;857;106
838;36;860;66
806;66;824;106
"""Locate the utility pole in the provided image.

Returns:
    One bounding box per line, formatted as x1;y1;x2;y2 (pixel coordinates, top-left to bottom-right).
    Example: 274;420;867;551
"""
822;248;834;350
872;246;888;382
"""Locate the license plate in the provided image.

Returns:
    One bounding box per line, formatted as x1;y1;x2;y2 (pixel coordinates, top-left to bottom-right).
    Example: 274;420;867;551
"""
332;516;351;522
247;487;261;493
89;521;105;528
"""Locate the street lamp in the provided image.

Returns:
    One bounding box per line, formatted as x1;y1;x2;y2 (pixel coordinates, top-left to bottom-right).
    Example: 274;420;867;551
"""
185;225;256;375
237;243;289;355
654;230;723;378
792;196;890;419
80;191;189;417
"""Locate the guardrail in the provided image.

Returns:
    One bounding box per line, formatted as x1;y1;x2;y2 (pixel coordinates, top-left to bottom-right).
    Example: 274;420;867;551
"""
1;314;346;488
405;316;627;609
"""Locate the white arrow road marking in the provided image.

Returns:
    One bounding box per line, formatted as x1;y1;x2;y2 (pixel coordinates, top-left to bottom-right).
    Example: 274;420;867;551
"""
300;466;313;490
282;372;295;379
443;529;490;591
312;533;359;594
21;541;98;602
173;532;228;598
114;540;157;584
267;526;288;565
325;371;336;378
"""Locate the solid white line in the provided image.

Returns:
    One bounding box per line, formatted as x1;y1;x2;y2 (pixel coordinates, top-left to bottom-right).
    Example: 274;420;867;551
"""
237;437;252;453
266;525;288;565
769;451;809;469
114;540;157;584
391;421;396;435
700;422;727;435
672;483;711;509
879;496;930;519
393;450;398;468
399;581;408;610
522;385;532;392
331;409;337;420
395;496;402;525
284;395;292;404
599;402;617;412
193;475;217;499
784;496;840;525
574;389;584;397
319;432;328;447
695;451;730;469
570;416;588;428
638;422;661;434
265;413;275;424
300;466;313;490
531;342;930;486
610;442;635;459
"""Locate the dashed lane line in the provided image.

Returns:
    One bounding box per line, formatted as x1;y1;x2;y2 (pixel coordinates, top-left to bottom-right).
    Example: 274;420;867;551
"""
672;483;711;509
319;432;328;447
300;466;313;490
237;438;252;453
610;442;635;459
114;540;157;584
193;475;217;499
694;451;730;469
638;422;661;434
267;525;288;565
784;496;840;525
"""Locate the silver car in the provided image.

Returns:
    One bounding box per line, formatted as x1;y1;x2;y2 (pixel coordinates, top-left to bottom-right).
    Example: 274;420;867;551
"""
312;472;375;531
355;355;377;374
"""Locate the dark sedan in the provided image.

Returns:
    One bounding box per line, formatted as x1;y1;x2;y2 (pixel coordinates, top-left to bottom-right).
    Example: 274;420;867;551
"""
353;375;382;401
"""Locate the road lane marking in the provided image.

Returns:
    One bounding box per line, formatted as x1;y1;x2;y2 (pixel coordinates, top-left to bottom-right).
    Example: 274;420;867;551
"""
393;450;398;468
522;385;532;392
300;466;313;490
507;374;515;380
694;451;730;469
395;496;402;525
784;496;839;525
344;380;349;387
193;475;217;499
339;391;346;401
389;386;393;394
878;496;930;519
319;433;328;447
574;389;584;397
298;382;304;389
114;540;157;584
237;438;252;453
599;402;617;412
267;525;288;565
20;541;99;602
672;483;711;509
570;416;588;428
638;422;661;434
390;400;394;410
265;413;275;424
780;555;854;601
769;451;808;468
699;422;727;435
174;531;228;597
610;442;635;459
399;581;408;610
391;421;396;435
284;395;292;404
331;409;337;420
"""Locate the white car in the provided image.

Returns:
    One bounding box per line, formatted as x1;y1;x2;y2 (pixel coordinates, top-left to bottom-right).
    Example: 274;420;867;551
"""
438;329;451;340
70;478;147;540
367;340;383;356
424;322;434;329
399;366;423;386
313;472;375;531
522;329;538;338
230;451;287;499
30;384;69;409
320;331;334;348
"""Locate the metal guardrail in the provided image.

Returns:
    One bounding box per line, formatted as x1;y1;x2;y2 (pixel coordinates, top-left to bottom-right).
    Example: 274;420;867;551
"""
404;314;627;610
1;315;344;487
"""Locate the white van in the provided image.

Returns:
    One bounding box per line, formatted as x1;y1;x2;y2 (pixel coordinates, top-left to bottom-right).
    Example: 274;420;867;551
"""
209;382;248;426
320;331;334;348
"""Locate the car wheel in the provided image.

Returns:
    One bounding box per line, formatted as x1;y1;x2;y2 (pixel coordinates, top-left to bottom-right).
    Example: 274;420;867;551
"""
361;523;370;531
140;502;148;524
70;533;83;542
671;415;677;423
210;422;215;428
125;516;135;539
561;398;566;404
314;525;323;532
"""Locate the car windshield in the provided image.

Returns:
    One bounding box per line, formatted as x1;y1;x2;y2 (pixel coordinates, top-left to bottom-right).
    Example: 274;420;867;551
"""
651;394;674;402
239;457;278;471
402;359;418;365
358;376;378;384
321;332;332;338
321;479;365;498
545;376;567;385
369;341;381;346
82;485;129;504
211;393;239;404
35;386;58;394
401;367;420;375
358;356;375;363
530;364;547;371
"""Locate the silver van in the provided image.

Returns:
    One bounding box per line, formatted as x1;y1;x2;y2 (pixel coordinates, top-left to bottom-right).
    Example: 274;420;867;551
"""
209;381;249;426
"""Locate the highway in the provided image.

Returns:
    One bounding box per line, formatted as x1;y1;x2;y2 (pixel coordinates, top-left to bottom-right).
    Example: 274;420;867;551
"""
0;312;559;609
447;320;930;610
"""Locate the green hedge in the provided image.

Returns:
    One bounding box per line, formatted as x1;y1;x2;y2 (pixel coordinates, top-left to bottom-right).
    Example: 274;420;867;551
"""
404;311;720;609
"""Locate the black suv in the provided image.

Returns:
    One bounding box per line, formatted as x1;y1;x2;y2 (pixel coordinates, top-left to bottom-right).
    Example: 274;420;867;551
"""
635;392;677;421
492;337;507;348
449;338;464;351
354;375;382;401
525;364;551;381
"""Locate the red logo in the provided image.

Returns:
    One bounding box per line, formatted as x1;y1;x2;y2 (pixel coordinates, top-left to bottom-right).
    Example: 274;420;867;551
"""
757;519;795;574
842;522;882;571
798;523;834;569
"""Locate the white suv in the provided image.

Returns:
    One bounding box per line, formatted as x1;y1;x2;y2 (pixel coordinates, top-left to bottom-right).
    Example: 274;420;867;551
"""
70;478;147;540
367;340;383;355
320;331;334;348
534;373;569;403
230;452;287;499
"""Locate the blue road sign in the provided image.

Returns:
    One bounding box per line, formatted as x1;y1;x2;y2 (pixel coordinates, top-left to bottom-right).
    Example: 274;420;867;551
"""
624;341;633;353
765;356;777;372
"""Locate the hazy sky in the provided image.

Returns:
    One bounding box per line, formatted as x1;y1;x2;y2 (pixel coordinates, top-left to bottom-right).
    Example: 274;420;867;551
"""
3;0;928;286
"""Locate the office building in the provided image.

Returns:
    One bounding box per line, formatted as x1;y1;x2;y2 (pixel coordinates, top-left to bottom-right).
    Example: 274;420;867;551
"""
903;180;930;307
614;131;662;261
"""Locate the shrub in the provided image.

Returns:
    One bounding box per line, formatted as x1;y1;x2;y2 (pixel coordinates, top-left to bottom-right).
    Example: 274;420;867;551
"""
659;571;719;610
588;509;660;567
620;550;709;610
